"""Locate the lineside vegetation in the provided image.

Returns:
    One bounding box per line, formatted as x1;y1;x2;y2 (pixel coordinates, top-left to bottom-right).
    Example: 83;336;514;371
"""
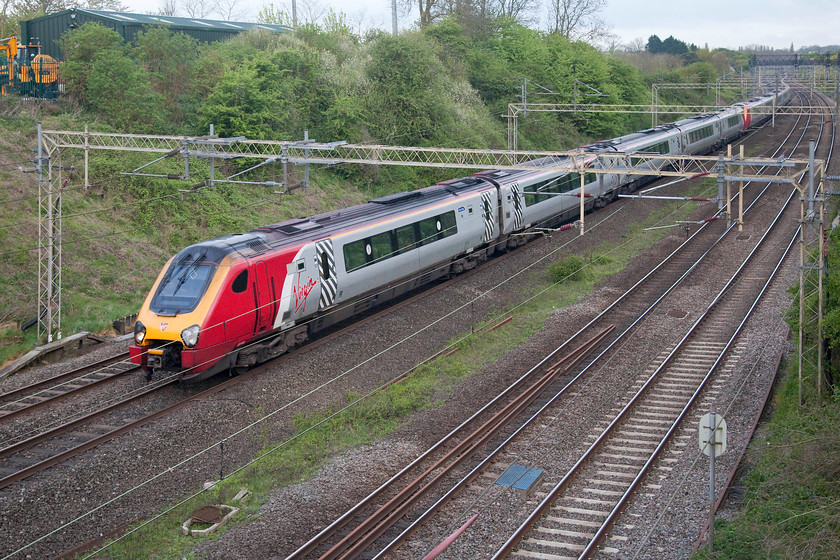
0;18;744;364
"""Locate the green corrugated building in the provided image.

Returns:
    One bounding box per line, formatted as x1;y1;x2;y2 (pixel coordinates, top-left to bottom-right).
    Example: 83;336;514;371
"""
21;8;292;59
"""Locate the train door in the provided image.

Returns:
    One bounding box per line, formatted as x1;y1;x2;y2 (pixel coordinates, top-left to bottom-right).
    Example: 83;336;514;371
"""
480;190;498;242
254;261;273;334
275;244;322;330
499;182;524;234
316;239;338;310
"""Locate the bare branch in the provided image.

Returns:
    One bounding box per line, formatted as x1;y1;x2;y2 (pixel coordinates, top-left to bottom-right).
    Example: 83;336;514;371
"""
156;0;178;15
546;0;607;41
181;0;214;18
213;0;246;20
493;0;539;22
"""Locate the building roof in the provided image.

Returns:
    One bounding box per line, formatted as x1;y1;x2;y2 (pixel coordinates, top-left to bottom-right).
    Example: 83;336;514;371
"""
29;8;292;34
21;8;292;58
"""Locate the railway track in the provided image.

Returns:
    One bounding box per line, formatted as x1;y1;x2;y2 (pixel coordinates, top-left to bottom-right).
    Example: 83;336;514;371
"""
494;191;799;560
2;88;828;560
279;88;828;560
487;88;832;559
0;353;136;422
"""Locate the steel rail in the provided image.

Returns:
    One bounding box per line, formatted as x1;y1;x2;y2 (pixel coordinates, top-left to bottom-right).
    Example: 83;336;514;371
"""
0;353;128;402
491;86;819;559
289;96;811;559
0;360;137;424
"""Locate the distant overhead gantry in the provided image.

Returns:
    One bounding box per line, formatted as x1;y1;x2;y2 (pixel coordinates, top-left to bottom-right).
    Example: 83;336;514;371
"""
749;53;839;67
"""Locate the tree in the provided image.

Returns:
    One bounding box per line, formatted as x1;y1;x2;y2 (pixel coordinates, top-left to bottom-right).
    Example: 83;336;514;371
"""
57;22;124;102
85;48;165;132
11;0;64;17
213;0;246;20
180;0;214;18
494;0;538;22
258;3;293;25
661;35;688;55
11;0;124;18
82;0;127;9
259;0;328;26
157;0;177;15
547;0;608;42
415;0;438;27
623;37;645;53
198;45;325;139
134;27;206;121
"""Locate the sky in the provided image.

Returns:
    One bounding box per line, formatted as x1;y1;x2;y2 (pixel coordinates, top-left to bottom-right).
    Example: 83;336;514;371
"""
119;0;837;51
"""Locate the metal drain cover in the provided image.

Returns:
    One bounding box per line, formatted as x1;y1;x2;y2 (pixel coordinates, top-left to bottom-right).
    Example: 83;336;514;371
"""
496;464;544;491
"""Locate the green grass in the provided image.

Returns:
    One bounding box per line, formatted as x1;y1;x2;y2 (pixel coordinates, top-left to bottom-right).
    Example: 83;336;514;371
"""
693;367;840;560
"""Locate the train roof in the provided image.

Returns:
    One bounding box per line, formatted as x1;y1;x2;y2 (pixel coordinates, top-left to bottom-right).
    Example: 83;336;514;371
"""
189;176;496;260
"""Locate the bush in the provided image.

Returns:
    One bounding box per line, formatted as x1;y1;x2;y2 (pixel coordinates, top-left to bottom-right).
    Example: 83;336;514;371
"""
547;255;589;283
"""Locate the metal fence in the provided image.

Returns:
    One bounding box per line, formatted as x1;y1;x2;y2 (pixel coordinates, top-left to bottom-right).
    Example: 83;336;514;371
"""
0;56;62;99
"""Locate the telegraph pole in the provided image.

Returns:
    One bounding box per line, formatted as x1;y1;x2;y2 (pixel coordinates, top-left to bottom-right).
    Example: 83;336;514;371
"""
392;0;398;35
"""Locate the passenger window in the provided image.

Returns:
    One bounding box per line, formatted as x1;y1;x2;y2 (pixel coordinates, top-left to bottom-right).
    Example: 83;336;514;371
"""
439;211;457;238
369;231;393;264
418;217;438;246
232;270;248;294
395;224;417;254
320;252;330;280
343;241;366;272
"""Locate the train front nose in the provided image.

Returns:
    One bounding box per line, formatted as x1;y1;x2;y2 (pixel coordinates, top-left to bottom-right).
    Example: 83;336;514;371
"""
144;344;182;371
129;319;187;376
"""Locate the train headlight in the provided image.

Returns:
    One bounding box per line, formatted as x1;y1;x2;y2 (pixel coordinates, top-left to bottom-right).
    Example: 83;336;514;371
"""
181;325;200;348
134;321;146;345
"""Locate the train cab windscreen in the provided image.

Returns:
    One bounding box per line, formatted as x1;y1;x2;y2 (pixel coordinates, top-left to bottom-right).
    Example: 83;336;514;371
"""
150;250;217;315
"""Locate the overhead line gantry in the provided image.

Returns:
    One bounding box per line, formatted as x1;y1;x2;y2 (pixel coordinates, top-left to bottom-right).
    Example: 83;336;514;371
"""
35;129;826;393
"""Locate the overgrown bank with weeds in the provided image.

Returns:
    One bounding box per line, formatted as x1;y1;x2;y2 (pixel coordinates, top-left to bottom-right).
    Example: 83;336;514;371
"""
693;369;840;560
693;210;840;560
94;196;704;559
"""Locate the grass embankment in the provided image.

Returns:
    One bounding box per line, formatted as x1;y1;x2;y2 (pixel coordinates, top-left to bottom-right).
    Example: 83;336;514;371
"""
96;193;709;559
693;372;840;560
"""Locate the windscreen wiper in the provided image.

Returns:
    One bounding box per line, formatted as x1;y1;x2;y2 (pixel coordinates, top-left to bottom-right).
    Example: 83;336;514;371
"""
171;250;207;298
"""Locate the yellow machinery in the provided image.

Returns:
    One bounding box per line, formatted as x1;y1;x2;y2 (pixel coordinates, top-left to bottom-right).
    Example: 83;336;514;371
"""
0;36;60;98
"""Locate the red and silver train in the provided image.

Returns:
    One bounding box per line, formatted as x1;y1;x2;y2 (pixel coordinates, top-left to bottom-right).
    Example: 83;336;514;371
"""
130;87;791;380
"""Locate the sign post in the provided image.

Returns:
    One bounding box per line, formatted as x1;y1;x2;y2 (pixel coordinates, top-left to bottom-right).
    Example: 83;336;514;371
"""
699;412;727;552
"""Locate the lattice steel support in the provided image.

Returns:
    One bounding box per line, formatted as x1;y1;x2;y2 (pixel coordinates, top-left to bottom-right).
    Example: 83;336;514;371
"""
37;123;63;343
798;157;828;404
